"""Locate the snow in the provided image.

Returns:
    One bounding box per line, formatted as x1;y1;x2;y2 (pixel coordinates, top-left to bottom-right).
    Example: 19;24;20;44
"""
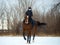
0;36;60;45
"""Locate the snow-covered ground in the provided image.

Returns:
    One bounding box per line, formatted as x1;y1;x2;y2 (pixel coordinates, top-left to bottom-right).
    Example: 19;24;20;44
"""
0;36;60;45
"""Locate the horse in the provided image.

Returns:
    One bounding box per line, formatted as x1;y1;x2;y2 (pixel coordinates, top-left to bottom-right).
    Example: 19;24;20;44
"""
22;15;47;43
23;15;37;43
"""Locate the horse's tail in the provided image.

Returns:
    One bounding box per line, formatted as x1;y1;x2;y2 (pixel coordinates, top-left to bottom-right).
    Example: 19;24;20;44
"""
36;21;47;26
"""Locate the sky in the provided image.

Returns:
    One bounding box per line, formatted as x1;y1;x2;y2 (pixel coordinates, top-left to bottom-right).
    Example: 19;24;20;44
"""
33;0;60;13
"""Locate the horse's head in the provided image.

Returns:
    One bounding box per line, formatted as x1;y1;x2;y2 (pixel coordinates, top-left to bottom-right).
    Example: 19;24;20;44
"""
24;15;29;24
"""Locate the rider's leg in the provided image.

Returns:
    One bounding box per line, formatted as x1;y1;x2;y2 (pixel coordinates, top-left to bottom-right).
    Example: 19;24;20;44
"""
30;18;35;27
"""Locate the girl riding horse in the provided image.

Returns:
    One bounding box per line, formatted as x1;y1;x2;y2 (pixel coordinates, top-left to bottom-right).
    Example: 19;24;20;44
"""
22;7;47;43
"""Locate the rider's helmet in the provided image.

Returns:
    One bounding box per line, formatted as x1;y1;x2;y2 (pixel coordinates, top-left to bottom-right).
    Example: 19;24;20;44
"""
28;7;32;10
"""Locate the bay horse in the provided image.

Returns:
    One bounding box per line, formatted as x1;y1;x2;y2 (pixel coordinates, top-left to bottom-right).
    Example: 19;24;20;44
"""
23;15;37;43
22;15;47;43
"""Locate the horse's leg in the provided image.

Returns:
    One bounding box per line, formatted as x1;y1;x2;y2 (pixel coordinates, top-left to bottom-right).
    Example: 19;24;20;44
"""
32;31;35;43
29;30;31;43
27;30;31;44
33;34;35;41
33;25;36;41
29;36;31;43
27;35;28;43
33;32;35;41
23;29;26;40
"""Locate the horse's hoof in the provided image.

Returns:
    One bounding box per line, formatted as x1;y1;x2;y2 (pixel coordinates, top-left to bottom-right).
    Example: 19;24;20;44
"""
26;42;30;44
26;42;28;44
33;40;34;42
29;41;30;44
27;40;28;43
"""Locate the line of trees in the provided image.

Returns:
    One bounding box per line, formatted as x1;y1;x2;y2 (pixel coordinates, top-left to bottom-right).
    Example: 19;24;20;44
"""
0;0;60;35
0;0;36;30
